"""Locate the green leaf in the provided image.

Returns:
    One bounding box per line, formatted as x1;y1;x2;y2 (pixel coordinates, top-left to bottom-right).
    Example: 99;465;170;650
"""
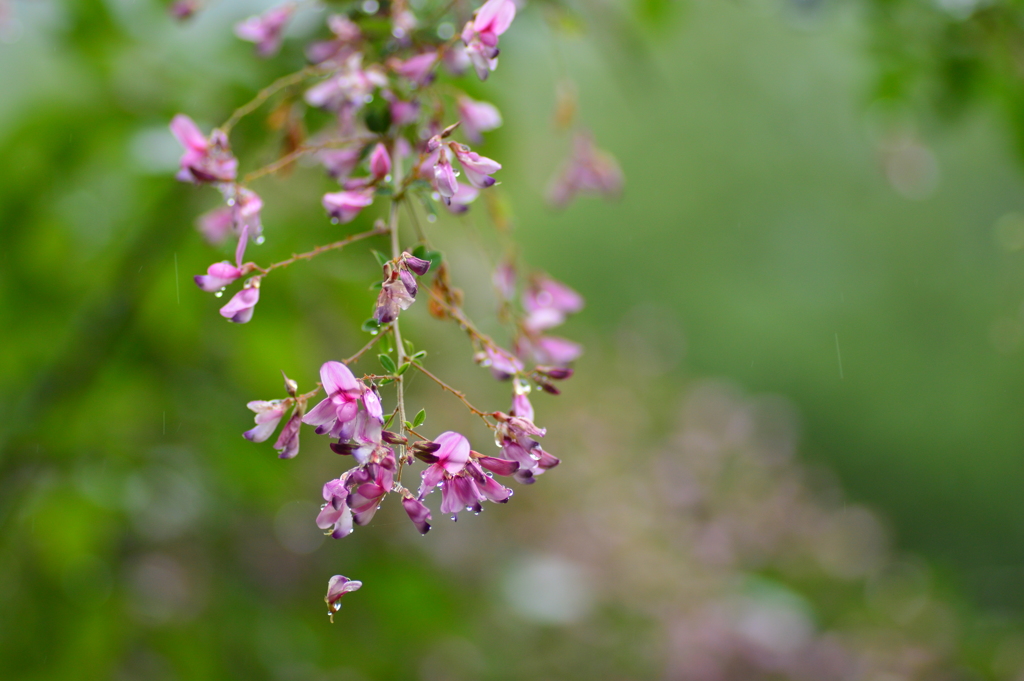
371;249;389;267
412;408;426;428
411;350;428;360
378;354;397;374
397;362;411;375
361;318;381;334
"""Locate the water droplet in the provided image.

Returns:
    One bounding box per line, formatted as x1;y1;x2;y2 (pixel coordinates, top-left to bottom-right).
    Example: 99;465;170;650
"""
384;174;392;183
437;22;454;39
430;192;440;201
450;514;457;521
507;489;514;497
426;214;436;223
376;505;381;510
214;290;224;298
474;511;480;516
361;0;379;13
332;601;342;612
392;27;405;38
255;235;265;245
364;94;374;104
226;199;236;206
331;218;339;225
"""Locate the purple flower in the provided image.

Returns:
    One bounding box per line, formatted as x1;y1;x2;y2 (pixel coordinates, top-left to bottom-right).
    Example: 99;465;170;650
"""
518;334;583;365
493;259;516;300
219;285;260;323
319;146;363;181
305;54;387;113
460;0;515;80
418;431;471;499
369;143;391;179
523;275;584;332
330;411;384;464
243;400;287;442
374;267;416;325
317;476;354;539
196;206;233;244
389;51;439;86
449;143;500;188
548;132;624;207
433;149;459;203
478;345;523;380
322;189;374;223
234;4;294;57
194;262;242;292
445;182;480;214
170;114;237;184
346;452;396;525
168;0;199;21
325;574;362;619
402;496;432;534
273;406;304;459
457;96;502;144
307;14;361;64
303;361;363;434
492;394;560;483
387;94;420;127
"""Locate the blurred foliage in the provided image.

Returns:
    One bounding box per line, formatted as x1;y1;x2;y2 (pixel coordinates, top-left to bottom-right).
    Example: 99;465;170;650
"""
3;0;1024;679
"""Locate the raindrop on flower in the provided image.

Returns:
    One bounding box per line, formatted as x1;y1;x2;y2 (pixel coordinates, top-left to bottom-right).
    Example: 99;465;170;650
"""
214;290;224;298
332;601;342;612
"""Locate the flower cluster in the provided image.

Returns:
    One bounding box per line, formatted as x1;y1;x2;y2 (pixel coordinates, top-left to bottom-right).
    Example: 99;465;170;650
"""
170;0;619;618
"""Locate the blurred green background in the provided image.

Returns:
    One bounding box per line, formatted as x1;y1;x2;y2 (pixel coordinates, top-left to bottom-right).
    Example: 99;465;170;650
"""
3;0;1024;678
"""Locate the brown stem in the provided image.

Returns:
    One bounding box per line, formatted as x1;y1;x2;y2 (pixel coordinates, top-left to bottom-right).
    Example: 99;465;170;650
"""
412;362;494;428
241;136;371;184
252;226;387;275
221;65;327;136
342;328;391;365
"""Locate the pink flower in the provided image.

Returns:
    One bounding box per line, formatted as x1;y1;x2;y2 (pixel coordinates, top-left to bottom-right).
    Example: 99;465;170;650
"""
518;335;583;365
369;143;391;179
307;14;361;64
386;94;420;127
548;132;624;207
346;452;396;525
418;431;471;499
319;146;363;181
196;206;233;244
433;149;459;202
305;54;387;112
322;189;374;223
389;51;439;86
402;497;432;534
219;285;260;323
450;143;500;188
494;395;560;483
303;361;364;434
325;574;362;620
493;259;516;300
479;345;523;380
445;182;479;214
234;4;294;57
457;96;502;143
273;407;304;459
194;262;242;292
461;0;515;80
243;400;287;442
317;477;354;539
170;114;237;184
168;0;199;20
523;275;584;332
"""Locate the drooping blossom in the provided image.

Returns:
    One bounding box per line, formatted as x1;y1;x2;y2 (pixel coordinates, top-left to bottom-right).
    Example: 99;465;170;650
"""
478;344;523;380
369;143;391;179
317;475;354;539
402;496;432;534
302;361;365;435
322;189;374;223
243;400;288;442
305;53;387;114
445;182;479;214
386;94;420;127
450;143;500;188
461;0;516;80
493;259;517;300
330;411;386;465
389;51;439;86
194;262;242;292
345;451;396;525
170;114;237;184
458;96;502;143
196;206;233;244
307;14;361;64
516;334;583;366
548;132;624;207
373;254;431;324
432;148;459;203
319;146;363;181
325;575;362;620
234;4;295;57
494;393;560;483
522;275;584;332
168;0;200;20
220;284;260;323
418;431;471;498
273;403;305;459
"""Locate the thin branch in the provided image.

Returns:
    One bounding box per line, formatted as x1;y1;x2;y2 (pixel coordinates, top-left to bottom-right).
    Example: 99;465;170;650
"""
254;226;387;275
221;65;326;136
241;136;371;184
342;327;391;365
412;362;494;428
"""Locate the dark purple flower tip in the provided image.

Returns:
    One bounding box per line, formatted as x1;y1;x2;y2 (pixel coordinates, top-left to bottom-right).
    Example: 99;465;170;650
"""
414;451;440;464
540;382;561;395
404;255;431;276
537;365;574;380
382;430;407;445
412;440;442;453
399;269;418;297
477;455;519;476
402;497;432;535
513;469;536;485
330;442;358;456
